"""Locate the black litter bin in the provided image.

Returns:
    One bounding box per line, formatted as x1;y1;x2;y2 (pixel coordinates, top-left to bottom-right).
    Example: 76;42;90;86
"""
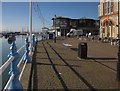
78;42;87;59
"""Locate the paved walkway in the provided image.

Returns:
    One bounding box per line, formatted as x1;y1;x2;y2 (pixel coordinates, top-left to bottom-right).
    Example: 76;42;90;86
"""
21;37;119;90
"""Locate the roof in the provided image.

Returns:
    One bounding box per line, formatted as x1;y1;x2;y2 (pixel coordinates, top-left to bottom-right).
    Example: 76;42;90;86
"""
52;16;70;20
52;16;99;21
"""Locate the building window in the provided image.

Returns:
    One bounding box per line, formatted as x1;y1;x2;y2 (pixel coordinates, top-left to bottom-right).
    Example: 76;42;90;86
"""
104;2;108;15
60;19;67;28
103;3;104;15
111;1;114;12
55;19;60;27
108;1;111;13
70;20;77;27
103;1;114;15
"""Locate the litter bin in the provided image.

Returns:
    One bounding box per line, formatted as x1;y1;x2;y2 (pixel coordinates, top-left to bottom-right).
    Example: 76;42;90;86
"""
78;42;87;59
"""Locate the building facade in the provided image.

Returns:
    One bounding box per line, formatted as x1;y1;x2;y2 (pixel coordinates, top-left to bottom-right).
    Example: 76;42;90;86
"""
52;16;99;36
98;0;118;39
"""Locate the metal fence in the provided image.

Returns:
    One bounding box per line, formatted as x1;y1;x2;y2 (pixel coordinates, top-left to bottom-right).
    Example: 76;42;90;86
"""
0;34;38;90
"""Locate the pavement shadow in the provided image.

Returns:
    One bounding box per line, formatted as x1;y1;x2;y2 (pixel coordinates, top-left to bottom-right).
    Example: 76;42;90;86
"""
42;42;69;90
87;57;117;72
71;48;78;52
28;43;38;90
36;62;81;68
70;47;117;61
47;42;96;91
87;57;117;61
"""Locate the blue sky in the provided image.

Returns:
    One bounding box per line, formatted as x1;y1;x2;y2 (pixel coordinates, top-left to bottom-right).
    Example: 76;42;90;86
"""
2;2;29;32
2;2;99;32
0;2;2;32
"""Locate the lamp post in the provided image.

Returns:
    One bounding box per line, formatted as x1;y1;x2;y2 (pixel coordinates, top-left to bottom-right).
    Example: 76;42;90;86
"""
54;15;56;43
29;0;32;56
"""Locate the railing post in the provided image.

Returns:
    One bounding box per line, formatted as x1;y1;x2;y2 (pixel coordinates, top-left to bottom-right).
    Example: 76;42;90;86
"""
24;35;31;63
8;41;23;90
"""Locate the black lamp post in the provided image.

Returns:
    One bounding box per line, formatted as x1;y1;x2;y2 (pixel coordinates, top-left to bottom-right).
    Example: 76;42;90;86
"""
54;15;56;43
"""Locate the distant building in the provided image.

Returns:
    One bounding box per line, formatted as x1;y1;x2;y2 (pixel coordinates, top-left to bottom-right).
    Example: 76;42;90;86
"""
98;0;118;38
52;16;99;36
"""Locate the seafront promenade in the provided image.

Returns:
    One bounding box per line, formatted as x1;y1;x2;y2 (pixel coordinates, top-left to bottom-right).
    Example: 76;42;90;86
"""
20;37;118;90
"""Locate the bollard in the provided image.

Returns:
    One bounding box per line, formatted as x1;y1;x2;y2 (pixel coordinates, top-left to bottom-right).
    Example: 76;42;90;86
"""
8;41;23;90
24;35;31;63
32;34;35;51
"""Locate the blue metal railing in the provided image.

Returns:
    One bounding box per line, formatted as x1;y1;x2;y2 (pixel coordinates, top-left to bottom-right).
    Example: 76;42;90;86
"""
0;34;38;90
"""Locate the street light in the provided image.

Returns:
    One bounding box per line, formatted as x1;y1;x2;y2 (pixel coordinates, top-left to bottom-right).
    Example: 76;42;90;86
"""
29;0;32;56
54;15;56;43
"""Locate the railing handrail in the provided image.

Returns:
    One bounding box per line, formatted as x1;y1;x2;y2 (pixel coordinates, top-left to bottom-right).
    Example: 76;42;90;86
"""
0;44;25;76
17;44;25;53
17;51;26;68
3;51;27;90
3;47;26;90
3;73;14;90
19;58;28;80
2;34;38;90
0;56;14;76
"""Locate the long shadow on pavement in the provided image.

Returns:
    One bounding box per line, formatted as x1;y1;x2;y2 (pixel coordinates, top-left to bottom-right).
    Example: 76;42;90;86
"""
36;62;81;68
28;43;38;90
71;48;117;61
71;47;117;72
42;42;69;90
47;42;96;91
88;57;117;72
71;48;78;52
88;57;117;61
